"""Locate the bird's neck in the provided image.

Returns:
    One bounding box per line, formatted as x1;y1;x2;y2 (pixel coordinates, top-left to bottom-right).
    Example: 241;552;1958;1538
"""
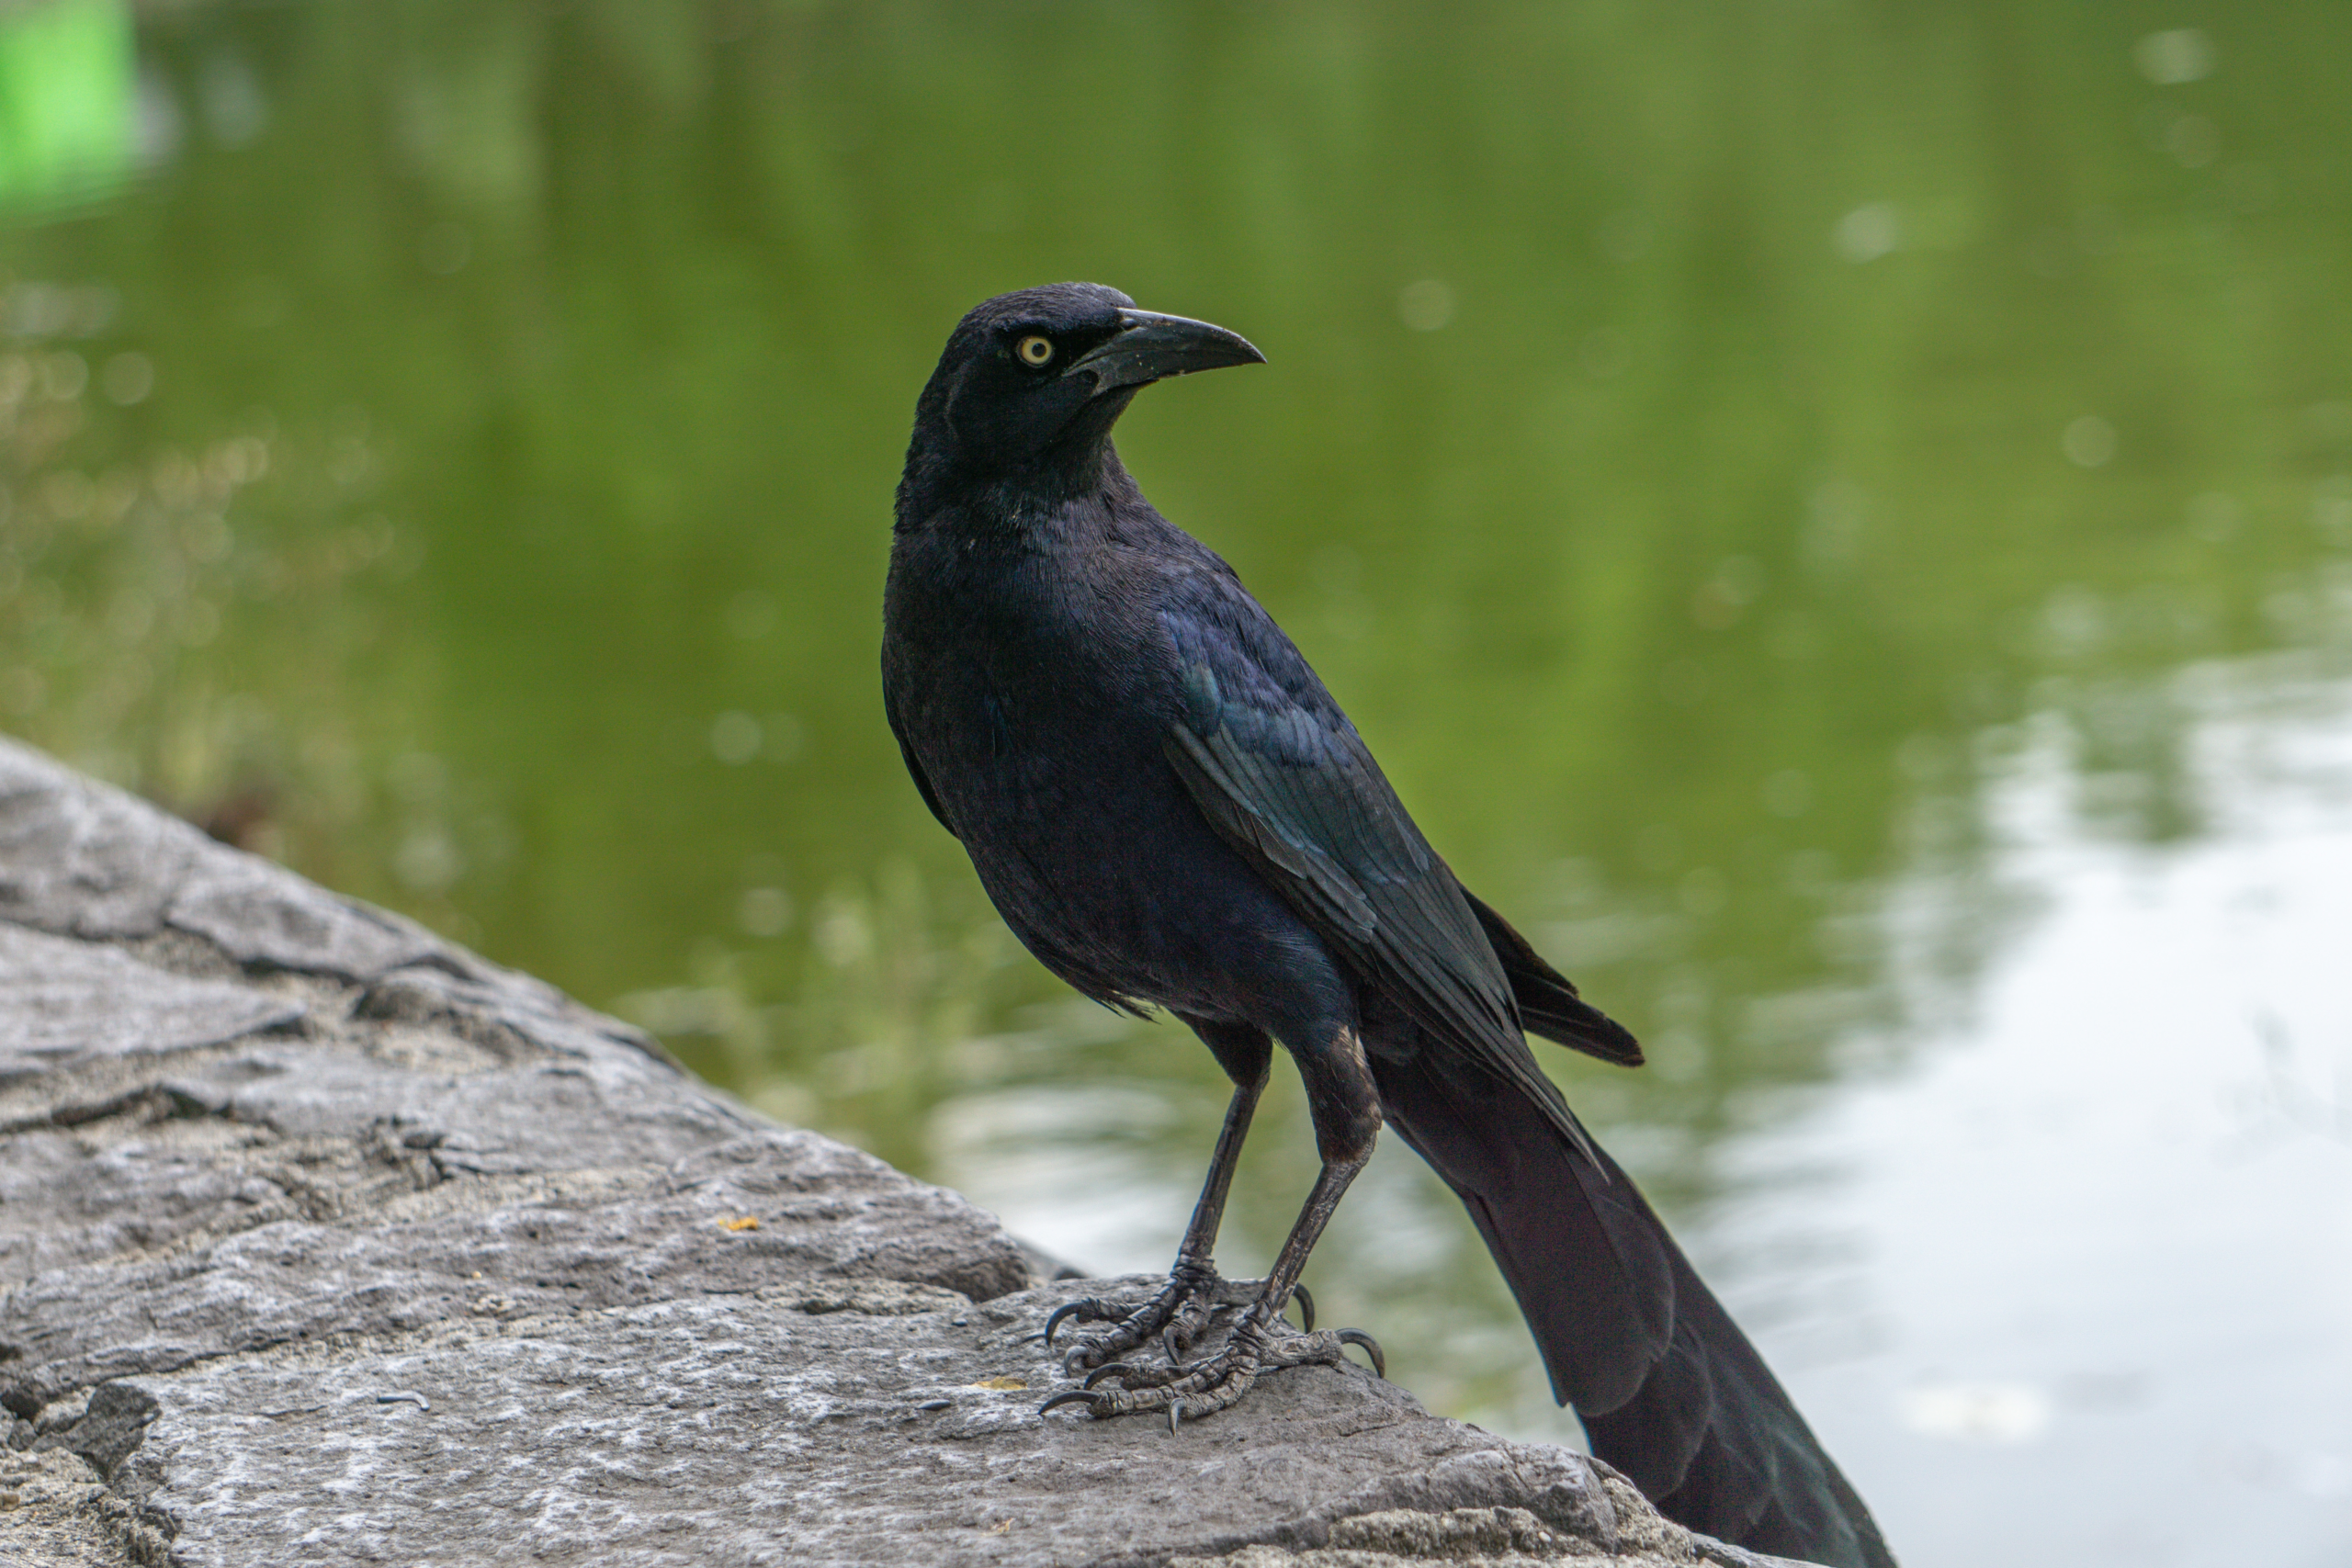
896;438;1141;547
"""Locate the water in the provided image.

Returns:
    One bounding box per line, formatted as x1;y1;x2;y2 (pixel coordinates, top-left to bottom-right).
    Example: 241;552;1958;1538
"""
1718;660;2352;1563
4;5;2348;1562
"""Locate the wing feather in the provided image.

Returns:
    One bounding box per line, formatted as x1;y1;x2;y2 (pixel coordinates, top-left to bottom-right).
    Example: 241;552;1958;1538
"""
1161;663;1595;1162
1157;569;1634;1154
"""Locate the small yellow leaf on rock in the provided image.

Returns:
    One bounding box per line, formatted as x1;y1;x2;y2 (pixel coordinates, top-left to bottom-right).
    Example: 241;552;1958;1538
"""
969;1376;1026;1391
721;1215;760;1232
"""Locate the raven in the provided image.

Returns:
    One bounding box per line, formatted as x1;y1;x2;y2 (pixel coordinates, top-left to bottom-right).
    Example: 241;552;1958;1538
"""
881;283;1895;1568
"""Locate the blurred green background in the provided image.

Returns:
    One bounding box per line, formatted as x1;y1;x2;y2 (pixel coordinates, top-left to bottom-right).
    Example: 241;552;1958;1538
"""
5;4;2349;1562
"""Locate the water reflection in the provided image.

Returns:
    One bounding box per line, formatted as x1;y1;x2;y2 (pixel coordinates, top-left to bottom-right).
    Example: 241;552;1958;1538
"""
1744;650;2352;1566
5;3;2351;1559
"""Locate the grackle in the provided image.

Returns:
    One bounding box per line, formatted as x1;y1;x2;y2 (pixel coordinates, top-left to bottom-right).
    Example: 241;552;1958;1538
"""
881;284;1895;1568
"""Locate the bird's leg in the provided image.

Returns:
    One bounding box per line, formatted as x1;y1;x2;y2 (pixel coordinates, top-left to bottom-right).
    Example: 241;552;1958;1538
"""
1045;1022;1386;1428
1047;1021;1270;1373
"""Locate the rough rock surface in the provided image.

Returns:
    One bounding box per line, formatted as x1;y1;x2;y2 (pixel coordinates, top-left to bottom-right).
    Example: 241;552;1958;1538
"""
0;737;1815;1568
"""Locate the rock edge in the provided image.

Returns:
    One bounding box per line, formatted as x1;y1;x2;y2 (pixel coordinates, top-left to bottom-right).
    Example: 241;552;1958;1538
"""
0;736;1815;1568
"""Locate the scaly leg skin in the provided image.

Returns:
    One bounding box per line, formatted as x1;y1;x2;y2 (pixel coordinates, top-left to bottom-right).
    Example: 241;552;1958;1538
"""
1045;1030;1270;1375
1046;1268;1322;1374
1044;1148;1384;1430
1043;1256;1249;1374
1042;1020;1385;1430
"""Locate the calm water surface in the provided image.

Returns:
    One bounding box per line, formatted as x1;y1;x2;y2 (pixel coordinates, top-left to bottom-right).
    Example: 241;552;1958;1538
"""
4;5;2348;1562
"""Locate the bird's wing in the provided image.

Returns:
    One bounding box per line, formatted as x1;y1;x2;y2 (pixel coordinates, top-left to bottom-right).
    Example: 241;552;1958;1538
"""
1158;572;1589;1136
1464;888;1644;1066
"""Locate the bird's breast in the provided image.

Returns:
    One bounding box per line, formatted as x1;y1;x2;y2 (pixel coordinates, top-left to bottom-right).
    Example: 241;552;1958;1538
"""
884;540;1347;1025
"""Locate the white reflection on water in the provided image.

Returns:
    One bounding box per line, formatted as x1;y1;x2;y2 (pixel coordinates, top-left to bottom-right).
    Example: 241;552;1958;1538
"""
934;1085;1188;1272
1731;652;2352;1567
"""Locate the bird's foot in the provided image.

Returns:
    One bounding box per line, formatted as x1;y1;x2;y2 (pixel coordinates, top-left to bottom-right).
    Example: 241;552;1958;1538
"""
1042;1258;1250;1376
1040;1301;1383;1431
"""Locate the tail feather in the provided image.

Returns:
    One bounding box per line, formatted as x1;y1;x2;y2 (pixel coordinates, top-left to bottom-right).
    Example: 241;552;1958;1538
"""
1583;1232;1894;1567
1370;1043;1897;1568
1373;1044;1674;1414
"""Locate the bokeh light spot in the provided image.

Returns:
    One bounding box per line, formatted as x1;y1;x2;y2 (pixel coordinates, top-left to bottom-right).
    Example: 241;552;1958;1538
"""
2063;415;2117;468
710;710;762;764
2134;28;2215;85
1835;203;1901;264
1396;279;1455;332
101;351;153;404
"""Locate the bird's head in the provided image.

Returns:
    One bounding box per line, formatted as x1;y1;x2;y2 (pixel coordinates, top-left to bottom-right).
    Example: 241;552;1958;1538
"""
903;283;1263;496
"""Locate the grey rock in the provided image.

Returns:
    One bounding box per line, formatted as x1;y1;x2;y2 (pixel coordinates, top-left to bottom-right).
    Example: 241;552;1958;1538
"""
0;925;302;1082
107;1287;1416;1565
0;1447;123;1567
2;1121;1035;1404
37;1384;160;1483
0;749;201;941
164;854;441;981
0;736;1818;1568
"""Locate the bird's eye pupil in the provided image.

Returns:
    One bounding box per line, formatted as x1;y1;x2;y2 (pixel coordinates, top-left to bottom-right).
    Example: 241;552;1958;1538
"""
1017;334;1055;366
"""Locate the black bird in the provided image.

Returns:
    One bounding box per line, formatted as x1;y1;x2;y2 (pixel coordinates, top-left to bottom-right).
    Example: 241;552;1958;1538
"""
882;283;1895;1568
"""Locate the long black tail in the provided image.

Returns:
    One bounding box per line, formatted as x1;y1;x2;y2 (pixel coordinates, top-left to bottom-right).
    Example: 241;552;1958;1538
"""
1371;1043;1897;1568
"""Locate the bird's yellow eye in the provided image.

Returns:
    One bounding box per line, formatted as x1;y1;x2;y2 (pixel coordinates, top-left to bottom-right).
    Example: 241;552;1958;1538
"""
1016;334;1056;367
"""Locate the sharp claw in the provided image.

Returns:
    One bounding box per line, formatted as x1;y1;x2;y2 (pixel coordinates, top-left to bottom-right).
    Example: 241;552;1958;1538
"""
1290;1283;1315;1332
1043;1302;1087;1348
1337;1327;1385;1380
1161;1325;1186;1364
1168;1400;1182;1436
1038;1389;1100;1417
1083;1361;1137;1390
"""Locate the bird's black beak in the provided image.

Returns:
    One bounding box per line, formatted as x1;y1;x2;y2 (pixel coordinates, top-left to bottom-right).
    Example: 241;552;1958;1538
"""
1067;308;1264;395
